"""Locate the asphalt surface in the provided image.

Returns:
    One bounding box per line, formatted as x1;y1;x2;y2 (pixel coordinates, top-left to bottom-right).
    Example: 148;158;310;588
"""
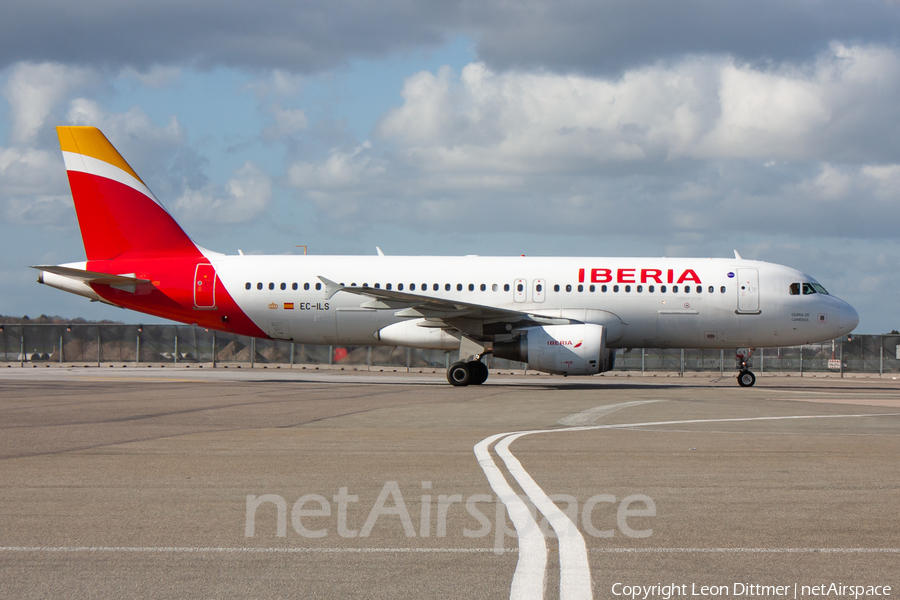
0;367;898;599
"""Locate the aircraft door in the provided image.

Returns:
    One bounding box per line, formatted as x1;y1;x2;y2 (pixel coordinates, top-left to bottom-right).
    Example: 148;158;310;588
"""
533;279;546;303
194;263;216;308
736;268;760;313
514;279;527;303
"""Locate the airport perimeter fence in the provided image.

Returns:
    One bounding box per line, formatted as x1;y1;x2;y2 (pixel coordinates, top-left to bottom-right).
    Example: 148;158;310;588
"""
0;324;898;375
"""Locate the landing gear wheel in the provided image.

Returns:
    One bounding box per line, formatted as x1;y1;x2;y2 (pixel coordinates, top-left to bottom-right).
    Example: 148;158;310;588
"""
469;361;489;385
447;362;472;386
737;370;756;387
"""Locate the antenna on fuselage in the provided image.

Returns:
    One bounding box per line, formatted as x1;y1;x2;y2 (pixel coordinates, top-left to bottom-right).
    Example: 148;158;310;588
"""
733;250;743;260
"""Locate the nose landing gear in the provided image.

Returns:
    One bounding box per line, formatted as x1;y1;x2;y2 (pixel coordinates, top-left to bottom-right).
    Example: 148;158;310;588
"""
447;353;490;386
736;348;757;387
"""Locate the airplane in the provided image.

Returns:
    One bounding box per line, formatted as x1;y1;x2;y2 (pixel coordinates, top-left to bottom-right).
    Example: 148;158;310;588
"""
34;126;859;387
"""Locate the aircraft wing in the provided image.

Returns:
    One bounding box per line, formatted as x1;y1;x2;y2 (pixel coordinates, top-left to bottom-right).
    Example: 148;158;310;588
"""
317;276;574;337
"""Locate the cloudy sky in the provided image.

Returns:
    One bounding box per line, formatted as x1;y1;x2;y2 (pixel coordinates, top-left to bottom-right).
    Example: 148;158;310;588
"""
1;0;899;333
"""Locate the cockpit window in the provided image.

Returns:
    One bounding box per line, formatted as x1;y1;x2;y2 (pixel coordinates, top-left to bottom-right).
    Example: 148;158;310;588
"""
802;283;817;295
789;283;800;295
811;283;829;295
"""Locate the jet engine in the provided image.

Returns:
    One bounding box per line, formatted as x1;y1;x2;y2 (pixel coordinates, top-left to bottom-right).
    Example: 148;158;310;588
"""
492;323;614;375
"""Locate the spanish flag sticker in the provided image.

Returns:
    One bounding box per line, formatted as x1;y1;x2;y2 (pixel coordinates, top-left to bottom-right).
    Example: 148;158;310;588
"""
284;302;295;310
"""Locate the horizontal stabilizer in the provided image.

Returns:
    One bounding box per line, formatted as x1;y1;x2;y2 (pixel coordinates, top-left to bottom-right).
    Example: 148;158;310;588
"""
31;265;151;286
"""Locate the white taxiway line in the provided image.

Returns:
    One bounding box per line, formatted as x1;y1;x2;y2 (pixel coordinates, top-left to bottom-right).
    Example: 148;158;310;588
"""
475;409;900;600
475;433;548;600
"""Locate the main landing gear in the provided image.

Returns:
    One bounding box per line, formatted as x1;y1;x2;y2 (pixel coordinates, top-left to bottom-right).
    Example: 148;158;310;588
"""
447;357;489;387
736;348;757;387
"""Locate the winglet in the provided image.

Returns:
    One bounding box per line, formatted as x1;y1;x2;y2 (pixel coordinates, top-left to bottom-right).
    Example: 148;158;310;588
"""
376;247;385;256
317;276;344;300
733;250;742;260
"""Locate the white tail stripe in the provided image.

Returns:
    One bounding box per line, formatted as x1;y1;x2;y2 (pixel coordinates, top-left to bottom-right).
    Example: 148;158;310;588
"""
62;151;164;209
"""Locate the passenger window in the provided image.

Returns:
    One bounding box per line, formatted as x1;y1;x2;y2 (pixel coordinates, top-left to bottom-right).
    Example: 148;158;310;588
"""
399;283;405;291
566;284;572;292
445;284;451;291
292;283;298;290
422;283;427;291
720;286;726;293
410;284;416;291
516;283;523;292
375;283;381;289
245;282;251;290
802;283;816;295
269;283;275;290
536;284;543;292
613;285;619;292
480;284;486;292
789;283;800;295
315;283;322;291
386;283;392;290
625;285;631;292
684;285;690;293
637;285;642;292
589;285;595;292
468;284;475;291
708;286;714;293
434;284;439;291
280;283;286;290
601;285;607;292
492;284;498;292
504;284;510;292
649;285;655;293
304;283;310;290
554;284;560;292
696;286;702;294
577;284;583;292
457;284;463;291
661;285;667;293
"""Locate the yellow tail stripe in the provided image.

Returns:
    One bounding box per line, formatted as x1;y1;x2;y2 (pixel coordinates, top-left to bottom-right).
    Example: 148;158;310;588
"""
57;126;145;185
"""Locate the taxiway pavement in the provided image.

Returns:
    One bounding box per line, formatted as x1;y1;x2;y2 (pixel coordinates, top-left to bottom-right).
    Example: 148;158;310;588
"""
0;368;897;599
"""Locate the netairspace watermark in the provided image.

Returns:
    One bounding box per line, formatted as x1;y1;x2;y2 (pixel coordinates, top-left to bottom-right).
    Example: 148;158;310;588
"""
244;480;655;552
612;583;892;600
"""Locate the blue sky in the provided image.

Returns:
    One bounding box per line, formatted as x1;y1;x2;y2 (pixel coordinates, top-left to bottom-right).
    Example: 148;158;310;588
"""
1;1;899;332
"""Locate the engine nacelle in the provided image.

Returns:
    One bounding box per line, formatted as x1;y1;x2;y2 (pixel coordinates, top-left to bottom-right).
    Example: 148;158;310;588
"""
492;323;612;376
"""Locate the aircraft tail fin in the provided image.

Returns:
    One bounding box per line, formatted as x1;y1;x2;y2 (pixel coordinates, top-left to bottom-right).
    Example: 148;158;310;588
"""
57;126;198;261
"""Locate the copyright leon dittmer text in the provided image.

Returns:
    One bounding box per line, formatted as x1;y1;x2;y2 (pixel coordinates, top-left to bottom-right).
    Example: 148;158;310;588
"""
611;583;892;600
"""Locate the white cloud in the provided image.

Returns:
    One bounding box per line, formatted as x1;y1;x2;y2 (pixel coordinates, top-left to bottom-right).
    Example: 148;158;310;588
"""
283;44;900;242
2;62;97;145
379;45;900;168
263;103;308;140
171;161;272;224
66;99;183;149
0;146;65;196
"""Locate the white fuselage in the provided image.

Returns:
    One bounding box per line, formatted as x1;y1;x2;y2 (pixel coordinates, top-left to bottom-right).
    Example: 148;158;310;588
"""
212;255;857;349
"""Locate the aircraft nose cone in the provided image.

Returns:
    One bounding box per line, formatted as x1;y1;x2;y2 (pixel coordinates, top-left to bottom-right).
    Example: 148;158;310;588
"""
840;304;860;334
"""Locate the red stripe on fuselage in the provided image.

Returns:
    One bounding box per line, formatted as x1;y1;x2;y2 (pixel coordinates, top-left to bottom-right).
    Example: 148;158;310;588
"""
86;256;267;338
